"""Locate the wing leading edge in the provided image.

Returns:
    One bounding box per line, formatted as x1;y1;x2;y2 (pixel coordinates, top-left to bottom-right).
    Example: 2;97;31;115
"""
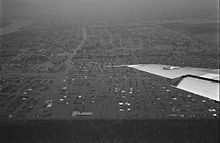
107;64;219;101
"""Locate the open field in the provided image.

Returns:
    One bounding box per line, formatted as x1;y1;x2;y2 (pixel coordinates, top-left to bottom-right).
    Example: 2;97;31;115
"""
160;22;219;35
0;21;12;28
160;22;219;44
0;20;33;36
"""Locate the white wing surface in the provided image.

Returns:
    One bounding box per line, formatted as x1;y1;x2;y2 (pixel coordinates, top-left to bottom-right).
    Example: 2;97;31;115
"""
107;64;219;101
176;76;219;101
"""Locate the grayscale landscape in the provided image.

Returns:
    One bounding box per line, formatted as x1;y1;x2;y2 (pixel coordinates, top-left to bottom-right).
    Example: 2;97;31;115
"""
0;0;219;142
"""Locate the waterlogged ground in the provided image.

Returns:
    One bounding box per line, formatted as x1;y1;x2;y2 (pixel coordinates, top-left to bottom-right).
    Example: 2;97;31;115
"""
160;22;219;43
0;20;33;36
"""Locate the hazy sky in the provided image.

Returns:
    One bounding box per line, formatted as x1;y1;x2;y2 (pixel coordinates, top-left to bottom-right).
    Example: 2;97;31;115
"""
1;0;219;20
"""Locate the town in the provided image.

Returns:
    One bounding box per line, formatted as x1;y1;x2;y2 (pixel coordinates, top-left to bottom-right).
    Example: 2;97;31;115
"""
0;19;219;119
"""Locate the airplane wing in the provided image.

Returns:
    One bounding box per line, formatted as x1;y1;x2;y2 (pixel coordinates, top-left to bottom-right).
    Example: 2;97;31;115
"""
107;64;219;101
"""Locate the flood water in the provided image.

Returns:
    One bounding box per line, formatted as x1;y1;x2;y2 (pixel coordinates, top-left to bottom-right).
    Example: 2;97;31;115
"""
0;20;33;36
